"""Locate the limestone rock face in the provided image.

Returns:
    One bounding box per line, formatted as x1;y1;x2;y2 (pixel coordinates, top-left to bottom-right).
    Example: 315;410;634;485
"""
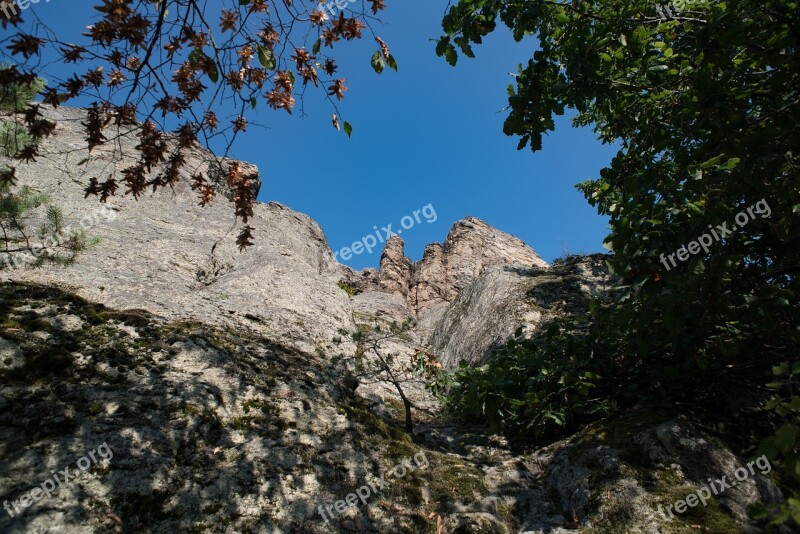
431;254;614;368
347;216;550;315
439;216;549;301
431;264;550;369
342;215;611;369
377;235;412;299
409;243;448;312
1;106;354;356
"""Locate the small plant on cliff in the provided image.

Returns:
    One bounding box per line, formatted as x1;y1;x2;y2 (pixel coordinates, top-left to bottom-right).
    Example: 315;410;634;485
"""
0;183;98;270
0;120;33;157
337;280;358;297
336;320;431;433
0;64;44;113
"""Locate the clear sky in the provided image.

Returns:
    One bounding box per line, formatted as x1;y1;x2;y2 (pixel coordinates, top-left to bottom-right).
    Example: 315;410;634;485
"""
15;0;617;270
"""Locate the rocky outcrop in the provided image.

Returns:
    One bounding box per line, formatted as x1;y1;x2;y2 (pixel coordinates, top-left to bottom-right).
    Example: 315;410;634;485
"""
344;216;550;316
431;254;615;368
0;284;428;533
1;106;354;357
377;235;412;299
409;243;448;312
437;216;549;302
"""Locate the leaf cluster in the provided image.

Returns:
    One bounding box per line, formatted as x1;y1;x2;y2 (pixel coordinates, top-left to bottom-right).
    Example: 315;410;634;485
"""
2;0;396;247
439;320;614;439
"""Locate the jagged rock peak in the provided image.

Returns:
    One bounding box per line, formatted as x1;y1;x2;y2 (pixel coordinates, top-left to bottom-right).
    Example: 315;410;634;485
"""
378;235;412;299
342;216;549;315
437;216;549;301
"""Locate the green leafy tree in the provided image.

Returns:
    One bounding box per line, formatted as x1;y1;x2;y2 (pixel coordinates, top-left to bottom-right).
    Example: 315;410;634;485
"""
437;0;799;525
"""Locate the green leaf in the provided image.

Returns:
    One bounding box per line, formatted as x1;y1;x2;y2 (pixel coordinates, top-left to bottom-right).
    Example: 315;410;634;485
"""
343;121;352;138
386;54;398;72
444;43;458;66
207;61;219;83
188;49;201;69
687;202;704;216
435;37;449;58
775;424;797;455
774;363;790;376
257;45;277;70
371;51;385;74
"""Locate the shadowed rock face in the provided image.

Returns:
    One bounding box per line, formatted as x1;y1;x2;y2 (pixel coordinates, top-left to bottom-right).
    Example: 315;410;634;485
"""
409;243;448;312
431;254;614;368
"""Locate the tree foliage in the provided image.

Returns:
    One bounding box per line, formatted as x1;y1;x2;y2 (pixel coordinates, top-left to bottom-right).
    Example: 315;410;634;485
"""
334;319;439;433
0;184;99;269
437;0;799;524
0;0;394;248
439;321;613;437
0;64;44;113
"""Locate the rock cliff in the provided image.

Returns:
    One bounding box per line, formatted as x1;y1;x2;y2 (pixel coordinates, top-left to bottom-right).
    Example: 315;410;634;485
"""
2;106;354;358
0;107;790;533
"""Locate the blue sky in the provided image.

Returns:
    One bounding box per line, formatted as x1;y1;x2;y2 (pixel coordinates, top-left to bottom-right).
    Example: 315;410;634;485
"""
19;0;617;270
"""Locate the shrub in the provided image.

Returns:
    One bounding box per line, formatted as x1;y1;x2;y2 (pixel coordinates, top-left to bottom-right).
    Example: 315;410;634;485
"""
440;321;614;438
0;121;34;157
0;184;99;270
337;280;357;297
0;65;45;113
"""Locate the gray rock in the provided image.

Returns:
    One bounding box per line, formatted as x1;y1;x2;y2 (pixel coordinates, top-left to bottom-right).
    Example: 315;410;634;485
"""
431;254;614;368
2;106;355;357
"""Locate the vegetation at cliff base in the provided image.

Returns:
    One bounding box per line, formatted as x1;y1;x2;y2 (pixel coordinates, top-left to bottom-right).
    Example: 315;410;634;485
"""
435;0;799;526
